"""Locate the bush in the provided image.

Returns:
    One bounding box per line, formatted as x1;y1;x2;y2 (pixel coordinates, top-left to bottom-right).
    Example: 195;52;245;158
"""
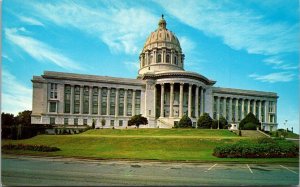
2;144;61;152
239;112;260;130
213;139;298;158
243;122;257;130
178;115;192;128
197;113;213;129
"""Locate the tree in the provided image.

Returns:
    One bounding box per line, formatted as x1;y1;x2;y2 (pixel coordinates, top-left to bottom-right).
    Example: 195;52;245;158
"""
178;115;193;128
1;112;16;126
239;112;260;130
197;113;213;129
219;116;228;129
16;110;32;126
128;114;148;128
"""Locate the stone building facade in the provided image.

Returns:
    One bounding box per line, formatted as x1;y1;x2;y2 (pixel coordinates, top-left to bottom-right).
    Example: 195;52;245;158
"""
31;16;278;131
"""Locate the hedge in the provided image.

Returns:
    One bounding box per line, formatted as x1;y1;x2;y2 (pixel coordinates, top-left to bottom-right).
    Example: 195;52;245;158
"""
2;144;61;152
213;138;298;158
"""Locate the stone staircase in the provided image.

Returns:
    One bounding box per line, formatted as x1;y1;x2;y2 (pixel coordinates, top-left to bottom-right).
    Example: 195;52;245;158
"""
157;118;173;128
240;130;269;138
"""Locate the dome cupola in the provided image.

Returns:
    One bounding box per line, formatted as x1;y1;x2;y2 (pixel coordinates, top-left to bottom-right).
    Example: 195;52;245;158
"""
138;15;185;75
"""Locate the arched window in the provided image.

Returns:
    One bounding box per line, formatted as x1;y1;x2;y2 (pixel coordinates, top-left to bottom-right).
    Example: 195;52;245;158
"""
166;54;170;63
149;55;153;64
157;54;161;63
174;56;177;65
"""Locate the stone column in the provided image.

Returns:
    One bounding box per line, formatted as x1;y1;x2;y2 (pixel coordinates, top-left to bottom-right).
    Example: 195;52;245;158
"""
124;89;128;117
217;96;220;119
89;86;93;115
169;83;174;117
79;85;83;114
200;87;204;115
188;84;192;117
179;83;184;118
241;99;245;119
70;85;74;114
195;86;199;118
106;88;111;115
115;88;119;117
98;87;102;115
235;99;238;122
153;49;157;64
258;100;262;122
229;98;232;122
171;50;174;64
132;90;136;116
253;100;257;117
145;51;149;66
154;86;157;118
163;49;166;63
223;97;226;118
247;100;251;114
160;84;164;117
265;100;269;123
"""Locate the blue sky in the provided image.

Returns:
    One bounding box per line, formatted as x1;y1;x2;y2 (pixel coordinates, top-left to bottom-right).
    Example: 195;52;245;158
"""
2;0;299;132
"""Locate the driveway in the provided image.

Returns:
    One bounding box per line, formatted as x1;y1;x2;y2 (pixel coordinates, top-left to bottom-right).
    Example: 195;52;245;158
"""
2;155;299;186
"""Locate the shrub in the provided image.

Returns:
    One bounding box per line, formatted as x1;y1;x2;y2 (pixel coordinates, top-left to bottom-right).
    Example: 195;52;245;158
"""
243;122;257;130
213;139;298;158
178;115;193;128
197;113;213;129
2;144;60;152
239;112;260;130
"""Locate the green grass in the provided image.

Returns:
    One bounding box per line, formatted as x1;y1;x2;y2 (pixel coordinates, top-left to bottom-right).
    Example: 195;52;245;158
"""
2;129;298;163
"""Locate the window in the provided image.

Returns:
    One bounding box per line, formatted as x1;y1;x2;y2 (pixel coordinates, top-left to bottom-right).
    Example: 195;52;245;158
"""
74;118;78;126
110;88;116;115
174;56;178;65
110;120;114;126
83;119;88;125
127;90;132;116
64;118;68;125
92;87;98;114
64;85;71;113
118;89;124;116
83;86;89;114
50;83;58;99
157;54;161;63
135;90;141;115
50;117;55;125
101;88;107;115
74;86;80;114
149;55;153;64
49;102;57;112
149;110;151;115
166;54;170;63
119;120;123;126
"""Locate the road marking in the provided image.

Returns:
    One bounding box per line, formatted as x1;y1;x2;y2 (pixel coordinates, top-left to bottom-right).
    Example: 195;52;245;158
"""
246;164;253;174
280;165;298;174
205;164;217;172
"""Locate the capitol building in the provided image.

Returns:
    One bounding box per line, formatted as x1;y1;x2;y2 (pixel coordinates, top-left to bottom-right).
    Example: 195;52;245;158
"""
31;16;278;131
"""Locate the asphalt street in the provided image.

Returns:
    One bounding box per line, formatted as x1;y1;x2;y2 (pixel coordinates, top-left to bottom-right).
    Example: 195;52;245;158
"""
1;155;299;186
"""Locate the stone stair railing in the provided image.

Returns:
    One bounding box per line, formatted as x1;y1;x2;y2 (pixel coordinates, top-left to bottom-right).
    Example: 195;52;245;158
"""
157;118;173;128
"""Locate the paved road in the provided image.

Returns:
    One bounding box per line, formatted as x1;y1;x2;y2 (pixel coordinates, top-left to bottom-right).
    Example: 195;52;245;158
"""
1;155;299;186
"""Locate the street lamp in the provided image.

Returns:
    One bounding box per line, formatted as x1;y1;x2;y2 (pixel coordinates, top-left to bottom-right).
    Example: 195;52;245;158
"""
217;114;220;129
284;120;288;132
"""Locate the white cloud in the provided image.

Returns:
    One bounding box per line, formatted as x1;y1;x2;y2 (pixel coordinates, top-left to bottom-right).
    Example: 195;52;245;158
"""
156;0;298;55
124;61;139;72
249;72;295;83
263;56;299;70
19;16;44;26
178;36;196;54
5;28;82;70
2;70;32;115
2;54;13;62
31;1;157;55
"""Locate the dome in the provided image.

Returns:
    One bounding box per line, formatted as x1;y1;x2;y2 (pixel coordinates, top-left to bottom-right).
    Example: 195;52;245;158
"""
138;15;185;75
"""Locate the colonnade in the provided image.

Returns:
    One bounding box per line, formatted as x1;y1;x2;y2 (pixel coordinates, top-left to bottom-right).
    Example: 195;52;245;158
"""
155;83;206;118
63;85;140;117
213;96;276;123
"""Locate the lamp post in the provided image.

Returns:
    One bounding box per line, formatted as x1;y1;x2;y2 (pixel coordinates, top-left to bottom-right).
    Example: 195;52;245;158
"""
217;114;220;129
284;120;288;132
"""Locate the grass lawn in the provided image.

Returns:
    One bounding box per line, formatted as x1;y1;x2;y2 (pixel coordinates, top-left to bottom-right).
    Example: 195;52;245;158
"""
2;129;298;163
